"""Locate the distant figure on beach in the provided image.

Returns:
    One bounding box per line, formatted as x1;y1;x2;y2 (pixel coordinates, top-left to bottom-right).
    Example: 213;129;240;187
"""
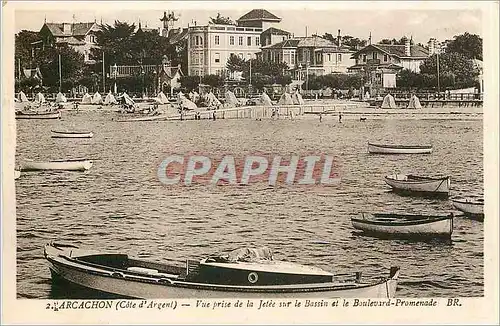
360;117;366;122
319;113;323;122
213;111;216;121
339;113;342;123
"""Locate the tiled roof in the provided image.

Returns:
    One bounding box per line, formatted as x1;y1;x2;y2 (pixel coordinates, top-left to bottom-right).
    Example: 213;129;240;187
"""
347;63;403;70
354;44;429;58
262;36;339;50
167;28;189;44
59;36;86;45
321;46;355;54
262;38;300;49
237;9;281;22
297;36;337;48
160;65;184;79
43;22;96;37
262;27;290;35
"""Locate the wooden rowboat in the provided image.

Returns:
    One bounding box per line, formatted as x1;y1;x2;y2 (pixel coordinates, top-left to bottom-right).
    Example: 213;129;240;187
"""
51;130;94;138
452;197;484;220
384;174;450;197
20;159;93;171
15;111;61;120
351;213;454;239
368;142;432;154
44;243;400;299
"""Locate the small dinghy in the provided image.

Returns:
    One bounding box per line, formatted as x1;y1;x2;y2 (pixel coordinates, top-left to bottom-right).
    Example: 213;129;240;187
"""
20;159;93;171
351;213;454;239
15;111;61;120
44;243;400;299
452;197;484;220
51;130;94;138
384;174;450;197
368;142;432;154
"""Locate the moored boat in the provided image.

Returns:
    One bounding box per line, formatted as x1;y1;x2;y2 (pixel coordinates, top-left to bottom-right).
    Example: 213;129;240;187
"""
15;111;61;120
452;197;484;220
351;213;454;239
368;142;432;154
21;159;93;171
384;174;450;197
51;130;94;138
44;243;400;299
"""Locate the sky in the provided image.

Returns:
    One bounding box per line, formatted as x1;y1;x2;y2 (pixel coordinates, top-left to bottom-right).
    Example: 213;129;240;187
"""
12;1;483;45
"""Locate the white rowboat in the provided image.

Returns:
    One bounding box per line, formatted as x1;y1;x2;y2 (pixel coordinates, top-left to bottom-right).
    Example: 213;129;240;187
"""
351;213;453;239
384;174;450;196
44;243;400;299
51;130;94;138
452;197;484;220
368;142;432;154
15;111;61;120
21;159;93;171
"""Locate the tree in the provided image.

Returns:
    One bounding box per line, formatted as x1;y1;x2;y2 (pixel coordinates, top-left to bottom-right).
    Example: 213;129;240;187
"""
226;55;245;73
91;21;137;65
420;52;480;89
15;30;41;73
209;13;235;25
180;75;201;91
36;44;85;92
202;74;224;88
445;32;483;61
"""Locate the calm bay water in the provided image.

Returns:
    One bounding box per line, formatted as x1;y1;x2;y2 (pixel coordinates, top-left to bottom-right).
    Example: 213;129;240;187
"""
15;111;483;298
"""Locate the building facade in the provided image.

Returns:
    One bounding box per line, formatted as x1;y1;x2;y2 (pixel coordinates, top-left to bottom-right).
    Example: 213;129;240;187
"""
187;9;282;76
260;35;356;76
348;38;430;96
38;22;100;64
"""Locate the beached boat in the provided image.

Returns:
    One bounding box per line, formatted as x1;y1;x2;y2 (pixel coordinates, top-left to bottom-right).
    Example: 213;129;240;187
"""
15;111;61;120
44;243;400;299
20;159;93;171
384;174;450;197
368;142;432;154
351;213;453;239
452;197;484;220
14;170;21;179
51;130;94;138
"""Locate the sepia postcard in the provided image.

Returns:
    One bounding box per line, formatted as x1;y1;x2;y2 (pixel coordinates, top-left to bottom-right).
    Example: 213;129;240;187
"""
2;1;499;324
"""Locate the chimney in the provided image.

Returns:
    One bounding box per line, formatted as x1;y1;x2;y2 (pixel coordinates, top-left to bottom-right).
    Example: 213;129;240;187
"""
63;23;72;34
404;37;410;56
428;38;435;56
337;29;341;47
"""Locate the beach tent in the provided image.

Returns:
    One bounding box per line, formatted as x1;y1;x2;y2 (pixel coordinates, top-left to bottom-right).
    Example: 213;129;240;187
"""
381;94;397;109
291;91;304;105
364;91;371;100
104;92;117;105
192;91;200;103
224;90;239;108
407;95;422;109
278;93;293;105
92;92;103;104
177;91;185;100
155;91;168;104
121;92;135;105
81;93;92;104
34;92;46;103
188;91;195;101
18;91;29;102
206;92;222;107
259;92;273;106
180;97;197;111
55;92;67;104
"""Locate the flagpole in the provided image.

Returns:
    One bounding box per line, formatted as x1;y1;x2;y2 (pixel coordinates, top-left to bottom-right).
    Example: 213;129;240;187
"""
102;51;105;93
58;54;62;93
